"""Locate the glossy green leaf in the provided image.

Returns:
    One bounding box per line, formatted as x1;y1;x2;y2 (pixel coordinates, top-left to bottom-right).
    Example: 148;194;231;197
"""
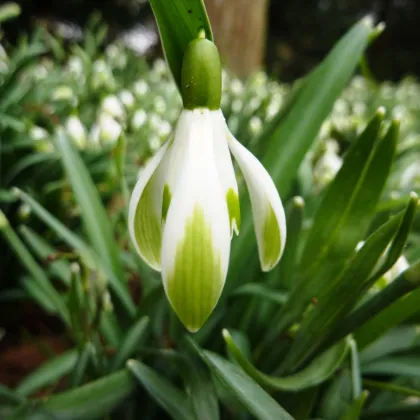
223;329;349;391
326;260;420;351
187;338;293;420
111;317;149;371
16;350;78;397
19;370;136;420
339;391;369;420
363;379;420;398
282;207;404;372
70;344;94;388
349;339;362;400
149;0;212;91
362;356;420;378
162;348;220;420
127;359;195;420
229;16;377;286
362;403;420;419
355;283;420;350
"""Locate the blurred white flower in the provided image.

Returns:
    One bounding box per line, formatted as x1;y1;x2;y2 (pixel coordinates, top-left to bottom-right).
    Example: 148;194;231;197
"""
0;44;8;73
92;59;115;90
105;43;127;69
119;90;135;109
231;99;243;113
157;120;172;138
249;116;262;135
153;58;167;76
400;161;420;189
154;96;167;114
91;115;122;146
102;95;125;120
66;115;87;149
30;126;53;153
148;135;161;151
131;109;148;130
313;147;343;188
133;80;149;97
67;55;84;77
149;113;162;130
52;86;75;103
230;79;244;96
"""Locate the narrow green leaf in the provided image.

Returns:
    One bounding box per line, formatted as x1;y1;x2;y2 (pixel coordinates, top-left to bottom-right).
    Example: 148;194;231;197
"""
16;350;78;397
187;338;294;420
126;359;195;420
362;403;420;419
230;283;288;305
111;317;149;371
21;277;57;314
20;370;136;420
362;356;420;378
282;208;404;372
19;225;69;286
229;16;377;284
15;188;134;321
327;261;420;350
0;211;69;324
54;130;126;287
149;0;212;90
354;282;420;350
339;391;369;420
0;384;25;405
363;379;420;398
349;339;362;400
71;344;92;388
224;329;349;391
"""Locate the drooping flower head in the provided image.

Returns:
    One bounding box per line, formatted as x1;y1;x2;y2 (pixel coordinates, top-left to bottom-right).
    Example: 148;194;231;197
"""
129;32;286;332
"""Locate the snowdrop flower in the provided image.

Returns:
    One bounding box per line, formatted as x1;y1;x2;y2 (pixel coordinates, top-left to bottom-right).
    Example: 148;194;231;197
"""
119;90;135;109
133;80;149;97
30;126;53;153
131;109;148;130
91;115;122;146
101;95;125;120
66;115;87;149
129;34;286;332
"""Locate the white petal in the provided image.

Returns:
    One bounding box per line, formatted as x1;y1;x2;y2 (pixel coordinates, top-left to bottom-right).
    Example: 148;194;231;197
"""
128;139;171;271
211;110;240;236
161;109;231;332
227;133;286;271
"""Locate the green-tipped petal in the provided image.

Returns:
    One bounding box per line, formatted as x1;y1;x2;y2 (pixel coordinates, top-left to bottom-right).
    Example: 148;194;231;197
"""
212;110;241;236
162;109;231;332
227;133;286;271
128;141;170;270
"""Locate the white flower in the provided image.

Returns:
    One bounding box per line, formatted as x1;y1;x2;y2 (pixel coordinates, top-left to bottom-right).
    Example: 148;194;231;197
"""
119;90;135;109
66;116;87;149
131;110;148;130
52;86;75;102
91;115;122;146
129;109;286;332
129;35;286;332
30;126;53;153
101;95;125;120
133;80;149;97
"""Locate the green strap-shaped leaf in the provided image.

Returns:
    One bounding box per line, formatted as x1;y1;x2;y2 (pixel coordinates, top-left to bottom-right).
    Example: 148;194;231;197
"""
186;338;293;420
223;329;349;391
127;359;196;420
17;370;136;420
111;316;149;371
339;391;369;420
230;283;288;305
149;0;213;91
229;16;377;287
362;356;420;378
16;350;78;397
0;384;25;405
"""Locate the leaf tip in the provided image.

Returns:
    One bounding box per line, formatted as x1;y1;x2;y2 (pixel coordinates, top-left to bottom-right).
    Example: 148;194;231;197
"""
292;196;305;208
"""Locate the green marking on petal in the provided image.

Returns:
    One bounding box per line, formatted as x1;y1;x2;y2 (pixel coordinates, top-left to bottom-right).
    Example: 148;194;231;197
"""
134;181;161;268
166;206;223;332
262;205;281;270
226;188;241;234
162;184;172;223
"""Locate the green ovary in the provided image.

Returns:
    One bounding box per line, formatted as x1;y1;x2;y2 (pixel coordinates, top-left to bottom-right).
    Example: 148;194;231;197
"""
226;188;241;233
262;205;281;269
134;181;161;268
166;206;223;332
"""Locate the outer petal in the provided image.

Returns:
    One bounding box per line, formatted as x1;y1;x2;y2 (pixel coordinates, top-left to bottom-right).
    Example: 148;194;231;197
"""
161;109;231;332
211;110;241;236
227;133;286;271
128;140;171;271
